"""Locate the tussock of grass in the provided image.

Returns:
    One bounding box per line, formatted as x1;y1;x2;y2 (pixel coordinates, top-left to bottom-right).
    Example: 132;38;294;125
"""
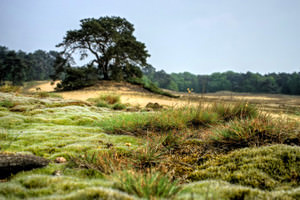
189;145;300;190
88;94;127;110
208;115;300;151
210;102;258;121
113;170;181;199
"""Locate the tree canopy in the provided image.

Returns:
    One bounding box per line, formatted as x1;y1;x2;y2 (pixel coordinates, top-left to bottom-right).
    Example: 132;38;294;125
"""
57;16;149;80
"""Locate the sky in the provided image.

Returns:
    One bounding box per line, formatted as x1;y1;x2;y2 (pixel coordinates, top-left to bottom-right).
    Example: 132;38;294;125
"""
0;0;299;75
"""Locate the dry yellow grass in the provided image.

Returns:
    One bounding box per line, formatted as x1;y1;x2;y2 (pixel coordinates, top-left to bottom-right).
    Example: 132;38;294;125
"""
26;81;300;121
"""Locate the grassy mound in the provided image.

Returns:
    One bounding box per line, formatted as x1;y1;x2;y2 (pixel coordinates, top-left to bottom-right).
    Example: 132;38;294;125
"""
189;145;300;190
208;115;300;152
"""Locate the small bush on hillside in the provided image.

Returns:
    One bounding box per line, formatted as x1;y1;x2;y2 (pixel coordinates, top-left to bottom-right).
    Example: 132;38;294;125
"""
189;145;300;190
112;103;126;110
208;115;300;151
95;100;110;108
113;170;181;199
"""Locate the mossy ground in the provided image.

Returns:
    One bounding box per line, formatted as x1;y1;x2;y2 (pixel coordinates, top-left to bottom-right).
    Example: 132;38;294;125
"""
0;91;299;199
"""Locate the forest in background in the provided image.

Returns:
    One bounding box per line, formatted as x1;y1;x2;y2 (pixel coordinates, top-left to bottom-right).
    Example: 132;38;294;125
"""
143;65;300;95
1;45;300;95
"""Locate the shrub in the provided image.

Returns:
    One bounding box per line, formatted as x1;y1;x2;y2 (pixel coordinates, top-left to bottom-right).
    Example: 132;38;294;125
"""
189;145;300;190
208;115;300;151
95;100;110;108
113;170;181;199
112;103;126;110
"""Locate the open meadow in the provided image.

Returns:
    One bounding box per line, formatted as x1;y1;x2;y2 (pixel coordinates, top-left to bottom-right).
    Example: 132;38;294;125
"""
0;82;299;200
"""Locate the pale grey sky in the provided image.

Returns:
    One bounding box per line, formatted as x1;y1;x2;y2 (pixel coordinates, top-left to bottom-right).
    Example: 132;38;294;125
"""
0;0;299;74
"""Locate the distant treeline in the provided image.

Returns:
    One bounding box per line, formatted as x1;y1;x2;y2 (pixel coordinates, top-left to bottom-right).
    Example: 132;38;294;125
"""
142;65;300;95
1;46;300;95
0;46;58;85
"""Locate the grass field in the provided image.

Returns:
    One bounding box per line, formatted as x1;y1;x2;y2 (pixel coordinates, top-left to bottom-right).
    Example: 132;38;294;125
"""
0;82;299;199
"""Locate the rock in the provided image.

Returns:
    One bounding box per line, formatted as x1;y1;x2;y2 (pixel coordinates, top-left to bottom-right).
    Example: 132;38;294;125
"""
0;153;49;179
54;157;67;163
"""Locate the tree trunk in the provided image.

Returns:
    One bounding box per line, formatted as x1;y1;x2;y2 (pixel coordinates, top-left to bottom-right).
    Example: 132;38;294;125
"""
0;153;50;179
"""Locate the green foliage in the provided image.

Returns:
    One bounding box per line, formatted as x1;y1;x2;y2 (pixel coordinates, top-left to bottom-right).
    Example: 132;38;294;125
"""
189;145;300;190
113;171;181;199
57;16;149;81
0;46;59;85
112;103;126;110
208;115;300;151
143;66;300;95
55;65;98;91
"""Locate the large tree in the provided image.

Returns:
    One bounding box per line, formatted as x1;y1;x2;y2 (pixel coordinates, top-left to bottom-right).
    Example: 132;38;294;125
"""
57;16;149;80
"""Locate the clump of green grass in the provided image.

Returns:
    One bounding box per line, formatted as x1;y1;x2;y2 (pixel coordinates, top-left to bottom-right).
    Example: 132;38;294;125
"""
191;110;219;127
113;170;181;199
69;150;130;175
98;108;196;135
0;99;14;108
131;137;165;169
189;144;300;190
208;115;300;151
210;102;258;121
112;103;127;110
88;94;127;110
99;102;259;135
